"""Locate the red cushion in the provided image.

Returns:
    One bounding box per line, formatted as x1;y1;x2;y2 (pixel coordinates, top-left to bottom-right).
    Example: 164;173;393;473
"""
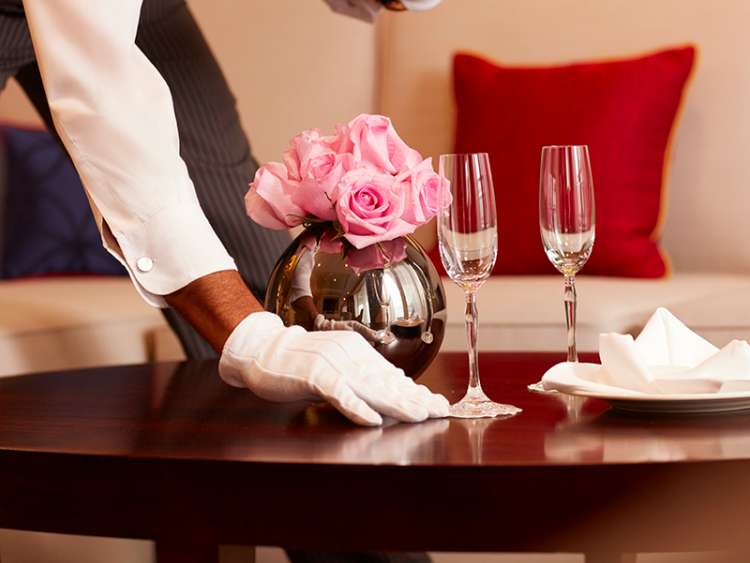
430;46;695;277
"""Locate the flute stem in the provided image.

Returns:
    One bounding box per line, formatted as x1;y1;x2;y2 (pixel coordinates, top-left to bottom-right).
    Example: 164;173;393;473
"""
564;274;578;362
465;288;483;395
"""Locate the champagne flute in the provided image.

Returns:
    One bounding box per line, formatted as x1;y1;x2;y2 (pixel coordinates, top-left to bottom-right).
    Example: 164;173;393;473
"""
438;153;521;419
528;145;596;393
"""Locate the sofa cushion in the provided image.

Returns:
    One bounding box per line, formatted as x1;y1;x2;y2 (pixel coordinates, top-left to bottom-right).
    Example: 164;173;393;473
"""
432;47;695;278
0;125;127;278
669;288;750;346
0;277;164;377
440;273;750;353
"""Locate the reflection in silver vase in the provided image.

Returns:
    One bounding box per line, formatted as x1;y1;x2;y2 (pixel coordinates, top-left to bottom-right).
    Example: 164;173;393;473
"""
264;229;447;379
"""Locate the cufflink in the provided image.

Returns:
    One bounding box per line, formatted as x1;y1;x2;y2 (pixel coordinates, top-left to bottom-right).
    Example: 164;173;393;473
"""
136;257;154;273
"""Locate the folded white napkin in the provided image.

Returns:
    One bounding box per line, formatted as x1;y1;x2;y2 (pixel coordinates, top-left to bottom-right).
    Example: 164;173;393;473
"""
542;308;750;396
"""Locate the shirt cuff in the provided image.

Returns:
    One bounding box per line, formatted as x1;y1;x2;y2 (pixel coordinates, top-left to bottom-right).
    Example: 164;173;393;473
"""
101;200;237;307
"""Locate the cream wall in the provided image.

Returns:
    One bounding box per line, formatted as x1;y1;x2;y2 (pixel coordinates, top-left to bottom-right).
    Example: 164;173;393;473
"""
0;0;377;164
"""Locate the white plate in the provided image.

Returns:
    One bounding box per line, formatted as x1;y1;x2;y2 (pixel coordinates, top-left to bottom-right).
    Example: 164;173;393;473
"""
542;362;750;415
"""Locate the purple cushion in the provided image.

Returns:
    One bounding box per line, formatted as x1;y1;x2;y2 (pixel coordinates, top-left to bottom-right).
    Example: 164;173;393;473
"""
0;125;126;278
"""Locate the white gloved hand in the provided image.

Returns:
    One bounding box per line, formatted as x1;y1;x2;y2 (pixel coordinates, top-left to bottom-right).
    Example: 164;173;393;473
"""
314;314;382;343
219;312;449;426
313;314;352;332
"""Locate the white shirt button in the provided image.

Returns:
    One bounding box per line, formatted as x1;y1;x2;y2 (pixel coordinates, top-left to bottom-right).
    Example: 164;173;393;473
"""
136;257;154;273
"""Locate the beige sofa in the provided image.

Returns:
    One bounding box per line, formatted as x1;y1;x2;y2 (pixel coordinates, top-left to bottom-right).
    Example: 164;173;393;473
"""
0;278;174;378
379;0;750;353
4;0;750;379
1;1;749;562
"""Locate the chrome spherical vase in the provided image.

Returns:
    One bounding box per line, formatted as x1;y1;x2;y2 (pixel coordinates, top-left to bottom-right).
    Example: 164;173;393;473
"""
265;228;446;380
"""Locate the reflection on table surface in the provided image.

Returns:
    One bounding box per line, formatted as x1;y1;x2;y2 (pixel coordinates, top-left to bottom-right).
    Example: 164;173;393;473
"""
3;352;750;467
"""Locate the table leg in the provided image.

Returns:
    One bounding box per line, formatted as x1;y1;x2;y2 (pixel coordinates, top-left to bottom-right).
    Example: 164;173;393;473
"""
155;541;218;563
585;553;637;563
154;543;256;563
219;545;256;563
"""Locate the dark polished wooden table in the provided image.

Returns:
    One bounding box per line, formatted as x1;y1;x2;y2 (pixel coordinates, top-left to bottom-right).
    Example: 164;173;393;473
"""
2;352;750;562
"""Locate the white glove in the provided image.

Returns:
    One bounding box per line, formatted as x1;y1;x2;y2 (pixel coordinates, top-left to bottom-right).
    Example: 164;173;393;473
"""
314;314;382;343
219;312;449;426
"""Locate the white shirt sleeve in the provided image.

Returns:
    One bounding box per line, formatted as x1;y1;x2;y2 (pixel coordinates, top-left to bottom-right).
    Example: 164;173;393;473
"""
22;0;238;307
322;0;382;22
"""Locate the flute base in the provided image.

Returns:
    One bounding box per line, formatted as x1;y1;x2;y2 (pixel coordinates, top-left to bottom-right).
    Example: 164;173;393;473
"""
449;386;522;419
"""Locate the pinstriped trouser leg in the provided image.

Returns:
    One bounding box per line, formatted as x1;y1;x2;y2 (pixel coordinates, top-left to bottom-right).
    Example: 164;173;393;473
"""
134;2;292;359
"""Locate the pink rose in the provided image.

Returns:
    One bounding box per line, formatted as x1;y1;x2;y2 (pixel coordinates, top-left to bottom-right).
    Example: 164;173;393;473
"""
345;238;408;274
293;155;353;222
334;168;415;249
337;114;422;174
284;129;348;221
282;128;338;180
245;162;304;229
398;157;452;225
